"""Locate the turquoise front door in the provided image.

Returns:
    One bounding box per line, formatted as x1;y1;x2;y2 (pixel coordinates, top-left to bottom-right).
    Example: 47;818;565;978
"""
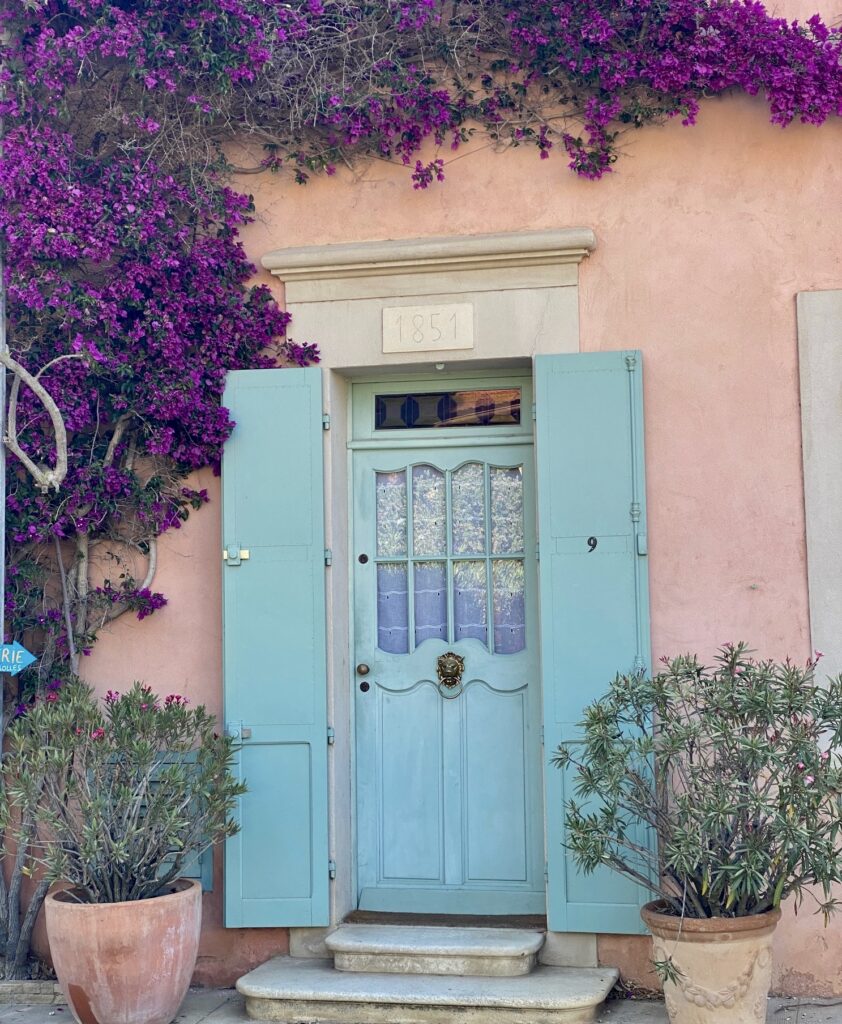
353;442;545;914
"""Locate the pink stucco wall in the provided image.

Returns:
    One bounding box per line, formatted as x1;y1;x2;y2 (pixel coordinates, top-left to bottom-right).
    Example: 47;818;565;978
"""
85;3;842;991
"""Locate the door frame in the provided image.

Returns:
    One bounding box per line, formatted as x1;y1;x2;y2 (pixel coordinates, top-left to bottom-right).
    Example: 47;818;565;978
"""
347;369;543;914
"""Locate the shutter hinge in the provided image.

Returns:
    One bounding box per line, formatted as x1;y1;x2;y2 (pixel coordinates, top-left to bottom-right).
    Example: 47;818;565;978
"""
636;533;648;556
540;725;544;746
535;542;539;562
544;862;549;884
324;548;333;566
223;547;249;565
625;353;637;371
322;413;331;430
630;502;641;523
531;402;536;422
328;859;337;880
327;726;335;745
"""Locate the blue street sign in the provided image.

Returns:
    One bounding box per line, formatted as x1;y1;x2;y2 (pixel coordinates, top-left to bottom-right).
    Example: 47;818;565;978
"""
0;642;37;675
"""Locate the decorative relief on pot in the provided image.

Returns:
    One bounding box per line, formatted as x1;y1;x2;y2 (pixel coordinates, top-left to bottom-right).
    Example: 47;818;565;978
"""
647;911;778;1024
653;940;771;1011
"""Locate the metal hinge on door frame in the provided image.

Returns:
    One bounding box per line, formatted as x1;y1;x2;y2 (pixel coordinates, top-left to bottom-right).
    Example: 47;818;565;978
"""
327;726;335;745
328;859;337;880
323;413;331;430
324;548;333;567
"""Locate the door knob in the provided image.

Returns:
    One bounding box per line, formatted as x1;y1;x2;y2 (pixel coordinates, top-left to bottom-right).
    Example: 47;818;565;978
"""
356;663;370;676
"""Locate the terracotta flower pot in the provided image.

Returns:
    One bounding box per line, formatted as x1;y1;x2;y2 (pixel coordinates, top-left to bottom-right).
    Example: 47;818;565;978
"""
45;878;202;1024
641;901;780;1024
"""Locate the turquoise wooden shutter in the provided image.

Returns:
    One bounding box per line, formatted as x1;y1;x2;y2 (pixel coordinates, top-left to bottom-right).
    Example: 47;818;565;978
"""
222;367;329;927
536;351;651;934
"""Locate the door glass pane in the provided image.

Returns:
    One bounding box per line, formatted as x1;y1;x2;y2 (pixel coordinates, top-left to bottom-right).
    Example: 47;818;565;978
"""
414;561;447;645
493;560;525;654
375;389;521;429
490;467;524;554
451;463;486;555
377;563;409;654
376;471;407;558
412;466;446;557
454;561;488;645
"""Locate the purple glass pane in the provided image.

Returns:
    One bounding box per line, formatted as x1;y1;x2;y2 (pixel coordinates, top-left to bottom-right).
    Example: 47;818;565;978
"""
377;563;409;654
414;561;447;646
454;561;488;646
493;560;525;654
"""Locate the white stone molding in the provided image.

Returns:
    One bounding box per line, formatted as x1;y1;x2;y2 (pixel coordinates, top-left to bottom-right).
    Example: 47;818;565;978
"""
798;289;842;682
263;228;596;291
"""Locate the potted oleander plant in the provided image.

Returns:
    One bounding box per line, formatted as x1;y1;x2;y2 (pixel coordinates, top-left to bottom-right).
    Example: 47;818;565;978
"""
554;642;842;1024
4;679;245;1024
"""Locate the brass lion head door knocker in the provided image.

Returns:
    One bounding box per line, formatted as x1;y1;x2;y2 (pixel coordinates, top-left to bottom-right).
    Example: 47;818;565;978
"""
436;651;465;699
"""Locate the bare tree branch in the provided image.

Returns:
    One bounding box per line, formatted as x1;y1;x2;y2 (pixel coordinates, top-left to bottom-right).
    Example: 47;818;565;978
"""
103;414;132;469
53;536;78;669
73;534;89;671
34;353;87;381
140;537;158;592
0;351;76;493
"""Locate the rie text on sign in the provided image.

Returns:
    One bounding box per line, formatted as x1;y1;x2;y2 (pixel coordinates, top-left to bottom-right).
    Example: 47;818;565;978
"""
0;642;37;675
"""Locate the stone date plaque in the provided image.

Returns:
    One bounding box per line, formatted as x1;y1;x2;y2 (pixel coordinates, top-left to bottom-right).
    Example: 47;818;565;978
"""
382;303;474;353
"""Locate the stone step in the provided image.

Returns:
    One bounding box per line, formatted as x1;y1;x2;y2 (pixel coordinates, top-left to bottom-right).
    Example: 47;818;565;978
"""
237;957;619;1024
325;924;545;977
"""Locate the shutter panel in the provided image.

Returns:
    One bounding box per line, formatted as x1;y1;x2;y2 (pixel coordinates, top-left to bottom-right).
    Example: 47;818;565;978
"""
536;351;651;934
222;367;329;927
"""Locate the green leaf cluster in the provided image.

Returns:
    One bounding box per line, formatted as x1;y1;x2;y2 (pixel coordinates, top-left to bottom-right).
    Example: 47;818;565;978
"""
555;644;842;919
4;681;246;904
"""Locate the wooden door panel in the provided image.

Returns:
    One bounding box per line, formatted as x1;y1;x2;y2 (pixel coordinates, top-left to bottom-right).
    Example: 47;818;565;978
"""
464;684;529;883
379;683;444;883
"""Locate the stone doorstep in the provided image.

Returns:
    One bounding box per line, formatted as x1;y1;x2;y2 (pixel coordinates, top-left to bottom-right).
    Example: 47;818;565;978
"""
325;925;545;977
0;981;63;1005
237;958;619;1024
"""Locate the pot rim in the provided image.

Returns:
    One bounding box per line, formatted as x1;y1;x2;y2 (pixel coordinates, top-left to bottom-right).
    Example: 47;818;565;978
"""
46;876;200;911
641;900;781;942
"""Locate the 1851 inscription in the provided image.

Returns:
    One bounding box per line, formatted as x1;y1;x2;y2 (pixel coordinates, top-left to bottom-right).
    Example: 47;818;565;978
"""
382;303;474;353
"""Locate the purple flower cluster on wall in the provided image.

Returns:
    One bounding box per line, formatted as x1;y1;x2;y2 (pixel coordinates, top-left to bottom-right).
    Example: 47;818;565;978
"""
0;0;840;679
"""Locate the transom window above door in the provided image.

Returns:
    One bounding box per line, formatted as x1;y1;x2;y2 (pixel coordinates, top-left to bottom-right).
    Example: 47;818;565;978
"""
375;462;525;655
374;389;521;430
350;374;533;443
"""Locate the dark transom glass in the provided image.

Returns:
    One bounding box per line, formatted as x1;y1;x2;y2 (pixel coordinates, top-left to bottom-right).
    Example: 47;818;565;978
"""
374;389;521;430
